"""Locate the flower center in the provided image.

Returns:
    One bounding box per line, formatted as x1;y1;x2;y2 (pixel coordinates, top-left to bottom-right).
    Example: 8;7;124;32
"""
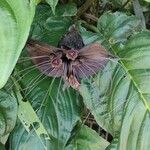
51;58;62;68
66;50;78;60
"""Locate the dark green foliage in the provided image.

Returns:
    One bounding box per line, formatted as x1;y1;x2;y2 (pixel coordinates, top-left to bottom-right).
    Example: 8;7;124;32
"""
0;0;150;149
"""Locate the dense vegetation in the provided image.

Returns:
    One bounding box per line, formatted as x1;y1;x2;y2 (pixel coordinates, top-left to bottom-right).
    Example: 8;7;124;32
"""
0;0;150;149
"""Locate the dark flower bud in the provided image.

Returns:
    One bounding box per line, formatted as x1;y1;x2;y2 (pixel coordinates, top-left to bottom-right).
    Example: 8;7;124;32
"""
66;50;78;60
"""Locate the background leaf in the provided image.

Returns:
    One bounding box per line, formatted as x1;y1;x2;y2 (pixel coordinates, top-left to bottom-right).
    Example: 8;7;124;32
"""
97;12;140;46
9;41;83;149
66;125;109;150
114;31;150;150
0;0;36;89
79;11;150;150
31;4;74;45
0;88;17;143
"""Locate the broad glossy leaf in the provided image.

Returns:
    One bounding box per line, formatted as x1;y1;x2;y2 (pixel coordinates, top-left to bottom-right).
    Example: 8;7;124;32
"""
31;4;73;46
0;0;36;89
114;31;150;150
10;51;83;149
0;89;17;139
79;26;104;45
80;12;150;149
65;125;109;150
97;12;140;46
79;12;140;134
10;122;49;150
12;84;50;142
45;17;72;44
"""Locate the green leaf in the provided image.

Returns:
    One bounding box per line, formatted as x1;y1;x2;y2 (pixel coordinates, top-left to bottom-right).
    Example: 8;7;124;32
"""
44;16;72;45
79;26;104;45
11;81;51;144
97;12;140;46
65;125;110;150
114;31;150;150
0;0;36;89
0;89;17;141
55;3;77;17
46;0;59;14
0;142;5;150
10;122;49;150
80;12;150;149
31;4;72;46
10;54;83;149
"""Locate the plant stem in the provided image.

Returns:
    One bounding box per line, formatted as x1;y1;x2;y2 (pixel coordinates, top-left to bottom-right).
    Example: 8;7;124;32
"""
83;13;98;22
80;20;99;33
77;0;96;17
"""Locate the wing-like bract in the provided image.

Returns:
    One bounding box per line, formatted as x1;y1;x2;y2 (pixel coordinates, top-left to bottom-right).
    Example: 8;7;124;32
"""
72;43;112;78
27;40;64;77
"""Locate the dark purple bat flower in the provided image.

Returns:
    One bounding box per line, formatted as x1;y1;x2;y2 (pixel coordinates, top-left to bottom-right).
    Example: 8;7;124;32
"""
26;27;113;90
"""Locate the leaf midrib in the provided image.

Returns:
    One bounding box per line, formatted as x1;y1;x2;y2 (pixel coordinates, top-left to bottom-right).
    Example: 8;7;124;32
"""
113;50;150;112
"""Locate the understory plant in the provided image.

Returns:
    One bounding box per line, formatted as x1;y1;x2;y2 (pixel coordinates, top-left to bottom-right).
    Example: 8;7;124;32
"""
0;0;150;150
